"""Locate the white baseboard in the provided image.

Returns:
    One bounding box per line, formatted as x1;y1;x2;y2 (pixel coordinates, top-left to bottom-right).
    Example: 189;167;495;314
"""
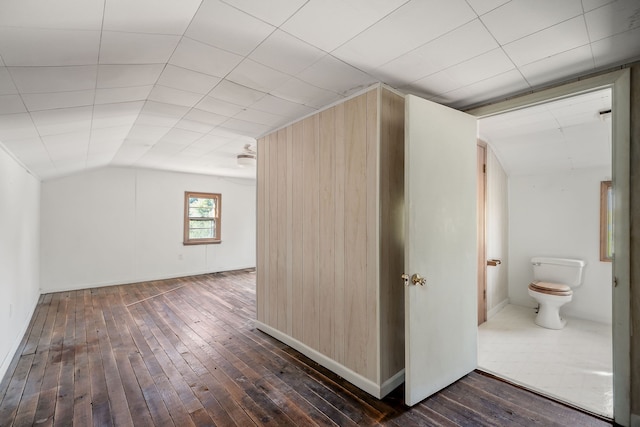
487;298;509;319
256;321;403;399
0;294;40;383
41;265;256;294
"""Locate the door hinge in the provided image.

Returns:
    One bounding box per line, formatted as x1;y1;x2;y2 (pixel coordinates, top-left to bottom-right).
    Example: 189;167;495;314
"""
483;289;486;300
483;164;486;173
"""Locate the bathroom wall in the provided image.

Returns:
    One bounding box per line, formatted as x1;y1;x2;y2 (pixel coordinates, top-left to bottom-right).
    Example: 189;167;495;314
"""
485;147;509;317
40;166;256;292
0;147;41;382
508;167;612;324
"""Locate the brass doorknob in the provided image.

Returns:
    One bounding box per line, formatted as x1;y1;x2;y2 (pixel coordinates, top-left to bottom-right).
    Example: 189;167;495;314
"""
412;273;426;286
402;273;426;286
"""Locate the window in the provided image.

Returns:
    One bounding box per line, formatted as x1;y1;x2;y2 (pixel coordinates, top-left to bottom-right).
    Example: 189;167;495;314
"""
184;192;221;245
600;181;613;262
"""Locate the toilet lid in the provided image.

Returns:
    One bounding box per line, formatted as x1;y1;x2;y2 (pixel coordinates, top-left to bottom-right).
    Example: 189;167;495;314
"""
529;281;572;296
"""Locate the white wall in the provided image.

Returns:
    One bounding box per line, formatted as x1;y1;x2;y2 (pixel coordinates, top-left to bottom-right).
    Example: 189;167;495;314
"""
486;148;509;317
41;167;256;292
508;168;612;324
0;147;41;382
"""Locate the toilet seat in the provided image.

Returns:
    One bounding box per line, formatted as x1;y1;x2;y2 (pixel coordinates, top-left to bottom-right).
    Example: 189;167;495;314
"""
528;281;572;296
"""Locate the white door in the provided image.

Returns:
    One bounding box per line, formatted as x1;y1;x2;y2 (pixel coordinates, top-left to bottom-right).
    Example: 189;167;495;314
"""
404;95;478;406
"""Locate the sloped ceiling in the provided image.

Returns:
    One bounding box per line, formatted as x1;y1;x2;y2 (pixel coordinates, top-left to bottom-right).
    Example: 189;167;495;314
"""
0;0;638;180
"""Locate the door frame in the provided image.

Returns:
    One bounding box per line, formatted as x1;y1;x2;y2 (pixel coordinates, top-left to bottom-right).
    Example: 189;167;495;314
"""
467;69;631;426
477;142;487;325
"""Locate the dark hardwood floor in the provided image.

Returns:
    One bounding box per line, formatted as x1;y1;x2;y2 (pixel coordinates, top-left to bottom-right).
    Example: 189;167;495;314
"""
0;270;611;426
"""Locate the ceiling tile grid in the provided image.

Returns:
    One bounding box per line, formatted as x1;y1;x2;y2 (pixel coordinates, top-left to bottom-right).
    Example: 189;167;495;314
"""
0;0;637;180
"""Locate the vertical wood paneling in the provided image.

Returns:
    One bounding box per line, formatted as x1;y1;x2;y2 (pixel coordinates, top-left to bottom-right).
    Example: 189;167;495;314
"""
302;115;320;350
379;88;405;381
366;89;379;381
255;87;405;389
277;129;288;332
262;137;270;324
333;102;346;364
285;126;294;336
256;137;265;322
319;107;336;357
268;132;279;325
291;121;304;341
344;95;368;376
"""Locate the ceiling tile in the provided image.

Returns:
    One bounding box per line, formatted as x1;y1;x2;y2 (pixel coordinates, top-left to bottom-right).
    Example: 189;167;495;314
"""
148;86;204;107
99;31;181;64
373;19;498;86
281;0;408;52
251;95;316;118
125;125;171;145
103;0;202;35
157;128;205;146
433;69;530;109
503;17;590;67
88;126;130;158
465;0;510;16
218;118;270;137
9;65;97;94
591;27;640;68
481;0;583;44
0;94;26;114
220;0;306;26
585;0;640;41
226;60;291;93
94;86;154;104
333;0;477;70
111;143;152;165
410;48;516;97
185;0;275;56
30;106;93;136
234;108;289;127
0;0;104;30
195;96;245;116
296;55;376;96
92;101;145;129
0;27;100;66
520;45;594;87
169;38;243;77
135;101;190;127
156;65;222;94
249;30;325;75
97;64;165;88
22;90;95;111
42;131;90;161
581;0;616;13
0;113;39;140
2;137;51;166
0;67;17;95
208;80;266;107
183;108;232;127
270;79;339;109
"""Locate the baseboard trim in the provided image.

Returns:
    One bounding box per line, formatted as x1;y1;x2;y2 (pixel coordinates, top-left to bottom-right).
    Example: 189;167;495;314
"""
487;298;509;319
256;321;402;399
0;294;40;383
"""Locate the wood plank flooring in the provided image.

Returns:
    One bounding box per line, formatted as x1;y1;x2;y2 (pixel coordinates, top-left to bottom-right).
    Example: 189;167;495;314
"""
0;270;612;426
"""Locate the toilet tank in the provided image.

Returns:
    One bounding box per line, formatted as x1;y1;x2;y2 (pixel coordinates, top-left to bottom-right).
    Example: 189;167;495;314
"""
531;257;586;288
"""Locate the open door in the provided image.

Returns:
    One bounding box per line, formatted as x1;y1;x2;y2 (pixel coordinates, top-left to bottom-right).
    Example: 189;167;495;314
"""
404;95;478;406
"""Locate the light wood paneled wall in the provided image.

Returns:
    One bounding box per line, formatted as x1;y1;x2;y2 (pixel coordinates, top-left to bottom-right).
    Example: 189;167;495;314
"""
256;86;404;393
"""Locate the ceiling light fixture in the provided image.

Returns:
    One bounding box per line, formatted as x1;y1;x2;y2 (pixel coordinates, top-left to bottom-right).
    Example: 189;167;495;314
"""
237;144;257;167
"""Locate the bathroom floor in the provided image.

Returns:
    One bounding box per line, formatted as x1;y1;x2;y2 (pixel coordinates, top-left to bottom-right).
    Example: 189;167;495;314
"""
478;304;613;418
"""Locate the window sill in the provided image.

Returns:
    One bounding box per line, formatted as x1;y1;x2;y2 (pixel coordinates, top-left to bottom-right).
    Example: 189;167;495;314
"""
183;240;222;246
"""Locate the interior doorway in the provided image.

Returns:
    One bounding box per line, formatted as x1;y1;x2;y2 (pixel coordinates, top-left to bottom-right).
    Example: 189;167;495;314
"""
474;87;614;417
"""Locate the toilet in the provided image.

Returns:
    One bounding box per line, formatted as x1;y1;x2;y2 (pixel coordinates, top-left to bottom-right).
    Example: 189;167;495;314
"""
527;257;586;330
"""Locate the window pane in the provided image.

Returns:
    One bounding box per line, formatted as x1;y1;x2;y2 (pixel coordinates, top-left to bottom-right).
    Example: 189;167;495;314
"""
189;219;216;239
189;198;215;218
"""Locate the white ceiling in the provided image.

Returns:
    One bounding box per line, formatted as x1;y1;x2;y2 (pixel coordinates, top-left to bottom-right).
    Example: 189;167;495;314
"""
0;0;638;180
479;88;612;176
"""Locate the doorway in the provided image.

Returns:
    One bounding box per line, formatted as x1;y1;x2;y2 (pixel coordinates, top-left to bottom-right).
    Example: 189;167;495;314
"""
468;69;630;424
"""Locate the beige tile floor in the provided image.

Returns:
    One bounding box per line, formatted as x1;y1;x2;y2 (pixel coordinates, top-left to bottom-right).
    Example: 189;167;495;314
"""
478;304;613;418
